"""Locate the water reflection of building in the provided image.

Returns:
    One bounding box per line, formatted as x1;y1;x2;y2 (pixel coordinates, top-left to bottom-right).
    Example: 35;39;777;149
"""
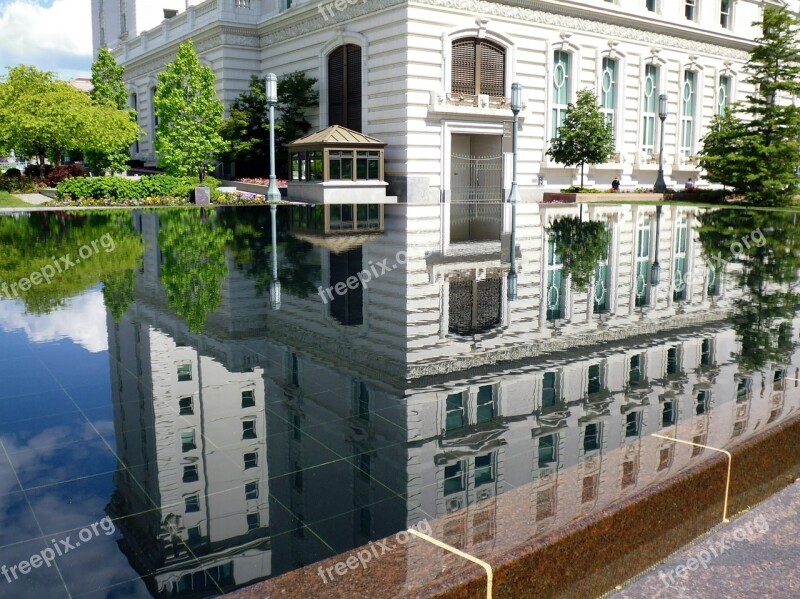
104;204;800;595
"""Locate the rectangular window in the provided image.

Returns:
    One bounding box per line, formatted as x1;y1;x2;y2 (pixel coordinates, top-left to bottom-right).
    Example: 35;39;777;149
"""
245;481;259;500
582;474;598;503
247;512;260;530
356;203;381;230
183;465;198;482
474;454;494;486
622;459;637;488
177;363;192;382
445;392;465;431
242;420;257;440
356;151;380;180
593;232;611;313
329;151;354;180
583;423;601;451
290;353;299;387
444;461;465;495
600;57;617;138
701;338;712;365
673;217;688;301
587;363;603;395
536;488;556;521
696;390;709;415
642;64;658;156
685;0;696;21
551;51;571;139
737;377;751;399
646;0;656;11
626;411;641;437
658;446;674;471
680;71;697;158
629;354;643;386
635;218;651;307
718;75;731;115
181;430;196;452
179;396;193;415
667;346;680;374
538;434;556;467
163;8;177;19
476;385;494;424
720;0;731;28
241;389;255;408
542;371;557;407
662;401;676;427
355;381;370;421
187;525;201;545
546;235;564;320
185;495;200;512
244;452;258;469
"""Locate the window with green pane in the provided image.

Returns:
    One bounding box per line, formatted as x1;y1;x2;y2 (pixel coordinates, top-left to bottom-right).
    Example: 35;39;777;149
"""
444;462;464;495
680;71;696;157
181;429;196;452
477;385;494;424
329;151;353;180
600;57;617;134
629;354;642;386
635;260;650;307
542;371;557;407
291;151;307;180
538;434;556;467
308;151;323;180
356;203;380;229
673;257;687;301
583;422;600;451
625;412;640;437
696;390;709;415
552;51;571;138
662;401;675;426
594;262;609;312
588;363;602;395
185;495;200;512
356;151;380;180
445;392;465;431
177;363;192;381
642;64;658;153
667;346;679;374
474;454;494;486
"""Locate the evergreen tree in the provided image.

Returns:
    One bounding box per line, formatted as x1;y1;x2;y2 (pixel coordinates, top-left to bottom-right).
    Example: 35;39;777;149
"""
699;7;800;205
154;41;228;182
546;89;615;189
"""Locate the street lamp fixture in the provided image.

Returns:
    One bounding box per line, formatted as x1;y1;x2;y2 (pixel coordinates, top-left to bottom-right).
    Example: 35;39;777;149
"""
265;73;281;203
654;93;668;194
269;203;281;310
650;204;662;288
507;82;522;300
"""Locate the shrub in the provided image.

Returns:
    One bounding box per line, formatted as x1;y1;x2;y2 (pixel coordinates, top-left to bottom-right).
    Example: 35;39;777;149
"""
560;186;605;194
56;174;221;201
24;164;52;178
0;174;38;193
4;168;21;178
45;164;88;187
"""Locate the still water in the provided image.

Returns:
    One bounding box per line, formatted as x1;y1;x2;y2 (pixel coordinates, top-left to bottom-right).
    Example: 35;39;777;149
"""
0;204;798;598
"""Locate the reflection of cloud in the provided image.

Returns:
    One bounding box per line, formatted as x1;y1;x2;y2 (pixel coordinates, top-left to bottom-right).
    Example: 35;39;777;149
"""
0;290;108;352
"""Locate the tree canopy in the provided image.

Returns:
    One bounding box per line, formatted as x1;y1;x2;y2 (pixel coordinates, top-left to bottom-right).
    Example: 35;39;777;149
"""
699;7;800;205
546;89;615;189
548;216;609;288
154;41;228;181
0;65;139;168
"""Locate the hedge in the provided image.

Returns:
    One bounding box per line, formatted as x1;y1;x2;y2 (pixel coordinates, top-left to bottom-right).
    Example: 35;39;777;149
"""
57;175;220;201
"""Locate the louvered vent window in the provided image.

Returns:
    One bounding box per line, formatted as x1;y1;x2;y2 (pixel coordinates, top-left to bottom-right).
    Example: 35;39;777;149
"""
328;44;362;132
451;38;505;97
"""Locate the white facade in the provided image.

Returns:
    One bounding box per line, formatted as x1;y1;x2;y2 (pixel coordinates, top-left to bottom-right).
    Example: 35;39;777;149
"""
98;0;800;198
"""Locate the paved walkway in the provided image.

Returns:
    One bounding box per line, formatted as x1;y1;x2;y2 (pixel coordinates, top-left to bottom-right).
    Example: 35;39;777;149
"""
614;479;800;598
14;193;50;205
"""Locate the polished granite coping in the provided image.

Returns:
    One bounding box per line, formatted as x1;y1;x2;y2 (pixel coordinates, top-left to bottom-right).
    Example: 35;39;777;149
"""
228;415;800;599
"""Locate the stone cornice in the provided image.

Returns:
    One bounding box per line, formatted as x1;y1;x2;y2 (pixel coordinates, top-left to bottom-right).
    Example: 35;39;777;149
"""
260;0;751;61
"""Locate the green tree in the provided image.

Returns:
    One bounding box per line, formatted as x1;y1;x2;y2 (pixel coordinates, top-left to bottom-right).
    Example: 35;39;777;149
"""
699;7;800;205
546;89;615;190
154;41;228;182
221;72;318;178
549;217;609;288
0;66;139;168
91;48;127;109
88;48;136;173
158;209;233;333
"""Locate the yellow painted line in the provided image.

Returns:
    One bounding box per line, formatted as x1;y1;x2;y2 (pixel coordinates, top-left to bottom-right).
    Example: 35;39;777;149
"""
406;527;493;599
653;433;732;523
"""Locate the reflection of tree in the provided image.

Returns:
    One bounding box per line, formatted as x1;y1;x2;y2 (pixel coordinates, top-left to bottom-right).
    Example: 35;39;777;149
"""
0;211;143;315
549;216;609;288
102;269;136;322
216;207;319;299
158;209;233;333
698;210;800;370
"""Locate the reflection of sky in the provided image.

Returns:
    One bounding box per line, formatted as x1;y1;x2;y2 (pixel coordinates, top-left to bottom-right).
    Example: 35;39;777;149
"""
0;290;108;353
0;309;150;597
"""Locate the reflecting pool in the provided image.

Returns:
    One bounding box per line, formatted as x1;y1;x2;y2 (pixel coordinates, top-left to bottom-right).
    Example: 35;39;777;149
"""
1;204;799;598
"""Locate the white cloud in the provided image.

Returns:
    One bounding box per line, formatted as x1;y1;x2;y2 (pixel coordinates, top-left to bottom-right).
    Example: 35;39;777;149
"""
0;0;92;79
0;290;108;352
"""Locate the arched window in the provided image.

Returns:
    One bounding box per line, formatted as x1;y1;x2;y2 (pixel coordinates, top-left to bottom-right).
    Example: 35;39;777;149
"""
328;44;362;131
680;70;697;158
451;38;505;97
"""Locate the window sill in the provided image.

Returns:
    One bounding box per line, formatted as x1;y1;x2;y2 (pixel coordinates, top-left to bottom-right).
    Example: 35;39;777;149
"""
430;91;526;121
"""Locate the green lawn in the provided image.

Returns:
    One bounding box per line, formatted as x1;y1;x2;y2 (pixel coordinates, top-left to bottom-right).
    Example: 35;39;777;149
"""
0;191;31;208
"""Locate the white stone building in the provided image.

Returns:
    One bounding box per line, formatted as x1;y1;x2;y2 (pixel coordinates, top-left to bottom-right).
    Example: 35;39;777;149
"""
95;0;799;200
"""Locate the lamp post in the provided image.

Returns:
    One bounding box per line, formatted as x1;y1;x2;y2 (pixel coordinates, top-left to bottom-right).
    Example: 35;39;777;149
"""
265;73;281;202
654;93;668;193
507;82;522;301
651;204;662;289
269;203;281;310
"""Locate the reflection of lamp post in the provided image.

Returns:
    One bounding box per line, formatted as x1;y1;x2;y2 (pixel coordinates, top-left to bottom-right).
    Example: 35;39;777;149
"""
265;73;281;203
651;204;662;289
654;94;668;193
269;204;281;310
507;82;522;300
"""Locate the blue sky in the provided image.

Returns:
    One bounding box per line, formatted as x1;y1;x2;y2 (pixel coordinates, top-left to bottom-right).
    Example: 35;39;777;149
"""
0;0;93;80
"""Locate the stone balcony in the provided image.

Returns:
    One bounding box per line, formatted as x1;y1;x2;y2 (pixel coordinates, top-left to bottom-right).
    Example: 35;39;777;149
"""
429;90;526;120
